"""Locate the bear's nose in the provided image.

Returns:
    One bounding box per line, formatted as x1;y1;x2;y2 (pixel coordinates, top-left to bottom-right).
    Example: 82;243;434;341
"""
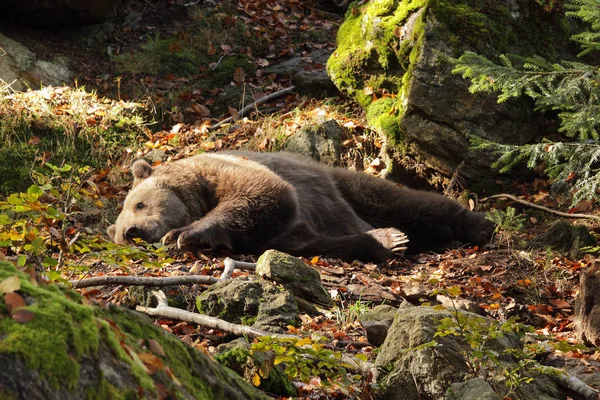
124;226;142;241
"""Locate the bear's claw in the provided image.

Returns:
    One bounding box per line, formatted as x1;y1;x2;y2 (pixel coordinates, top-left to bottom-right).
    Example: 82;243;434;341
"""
367;228;409;255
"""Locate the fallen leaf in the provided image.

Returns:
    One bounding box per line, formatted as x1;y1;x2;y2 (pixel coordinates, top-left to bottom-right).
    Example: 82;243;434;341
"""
0;275;21;294
148;339;166;356
12;309;34;323
4;292;26;313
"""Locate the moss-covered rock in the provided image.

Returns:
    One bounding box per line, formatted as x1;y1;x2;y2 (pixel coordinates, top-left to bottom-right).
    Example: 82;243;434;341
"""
196;277;300;333
327;0;572;181
0;260;268;399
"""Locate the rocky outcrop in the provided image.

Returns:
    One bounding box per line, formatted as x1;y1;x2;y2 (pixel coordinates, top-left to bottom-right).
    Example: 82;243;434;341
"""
374;305;565;400
0;33;74;91
327;0;571;181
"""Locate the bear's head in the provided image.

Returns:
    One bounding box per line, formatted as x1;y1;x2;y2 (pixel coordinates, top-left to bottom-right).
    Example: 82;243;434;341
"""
107;159;192;244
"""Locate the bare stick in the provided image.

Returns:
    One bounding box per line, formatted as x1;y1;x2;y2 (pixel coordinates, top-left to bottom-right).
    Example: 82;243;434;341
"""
71;275;218;289
220;257;257;280
444;161;465;195
137;290;298;339
209;86;296;130
480;193;600;221
551;369;599;400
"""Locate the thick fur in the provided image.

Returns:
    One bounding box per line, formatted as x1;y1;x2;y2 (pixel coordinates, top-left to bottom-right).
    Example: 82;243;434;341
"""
107;151;494;262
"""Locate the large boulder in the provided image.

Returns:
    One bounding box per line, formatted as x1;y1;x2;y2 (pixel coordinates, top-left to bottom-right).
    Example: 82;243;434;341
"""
0;33;74;91
374;306;564;400
327;0;571;182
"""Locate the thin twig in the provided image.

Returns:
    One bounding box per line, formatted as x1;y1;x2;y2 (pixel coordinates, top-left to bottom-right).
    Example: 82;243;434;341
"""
444;161;465;195
480;193;600;221
209;86;296;130
137;290;298;339
71;274;218;288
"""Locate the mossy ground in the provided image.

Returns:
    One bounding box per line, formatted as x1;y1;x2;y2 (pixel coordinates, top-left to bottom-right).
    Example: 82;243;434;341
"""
0;86;147;196
0;261;267;399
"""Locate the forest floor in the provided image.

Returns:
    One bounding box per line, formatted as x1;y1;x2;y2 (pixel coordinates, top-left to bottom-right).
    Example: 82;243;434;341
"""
2;0;600;398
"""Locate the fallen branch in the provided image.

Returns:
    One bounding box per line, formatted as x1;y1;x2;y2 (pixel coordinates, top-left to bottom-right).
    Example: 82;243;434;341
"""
220;257;256;280
137;290;298;340
480;193;600;221
209;86;296;130
551;369;599;400
71;275;218;289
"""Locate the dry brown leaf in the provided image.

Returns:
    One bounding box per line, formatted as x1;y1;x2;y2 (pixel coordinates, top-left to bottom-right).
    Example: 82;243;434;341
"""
12;309;35;323
4;292;26;313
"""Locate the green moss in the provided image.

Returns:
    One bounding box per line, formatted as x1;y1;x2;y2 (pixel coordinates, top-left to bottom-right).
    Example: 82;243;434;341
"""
328;0;570;146
240;315;257;326
366;97;402;144
210;55;255;87
0;261;267;399
0;263;99;389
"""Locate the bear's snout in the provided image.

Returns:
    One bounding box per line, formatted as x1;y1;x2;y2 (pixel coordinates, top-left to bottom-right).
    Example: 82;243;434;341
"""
124;226;144;242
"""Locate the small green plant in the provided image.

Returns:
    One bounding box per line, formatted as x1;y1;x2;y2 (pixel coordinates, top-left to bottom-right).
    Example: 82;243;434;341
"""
486;207;526;232
0;164;172;280
431;286;567;397
249;335;363;390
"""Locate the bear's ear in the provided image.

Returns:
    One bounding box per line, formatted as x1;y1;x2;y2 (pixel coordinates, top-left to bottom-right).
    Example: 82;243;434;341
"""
107;224;116;241
132;159;153;180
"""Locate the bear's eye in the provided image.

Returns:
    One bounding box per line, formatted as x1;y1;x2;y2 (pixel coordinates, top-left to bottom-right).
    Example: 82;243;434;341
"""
135;202;145;210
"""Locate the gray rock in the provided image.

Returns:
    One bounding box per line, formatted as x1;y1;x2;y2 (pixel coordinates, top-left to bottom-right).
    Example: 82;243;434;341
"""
283;119;343;165
292;70;338;97
373;306;563;400
446;378;500;400
328;1;573;182
531;220;597;259
256;250;331;306
359;305;397;346
574;261;600;346
196;277;299;333
0;33;74;91
436;294;484;315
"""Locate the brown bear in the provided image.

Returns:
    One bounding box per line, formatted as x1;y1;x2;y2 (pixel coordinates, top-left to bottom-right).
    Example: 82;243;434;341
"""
107;151;494;262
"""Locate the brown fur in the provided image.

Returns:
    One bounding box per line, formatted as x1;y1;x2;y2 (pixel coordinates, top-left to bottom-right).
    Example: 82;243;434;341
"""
108;151;494;262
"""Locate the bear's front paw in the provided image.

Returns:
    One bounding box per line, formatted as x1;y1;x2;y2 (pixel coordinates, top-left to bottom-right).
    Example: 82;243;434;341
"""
367;228;409;255
161;224;233;251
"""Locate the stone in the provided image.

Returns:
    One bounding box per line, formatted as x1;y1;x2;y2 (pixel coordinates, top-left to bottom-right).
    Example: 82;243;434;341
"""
373;305;563;400
530;220;597;259
446;378;500;400
0;33;74;92
359;304;397;346
256;250;331;306
574;261;600;346
196;277;300;333
283;120;343;165
327;0;574;182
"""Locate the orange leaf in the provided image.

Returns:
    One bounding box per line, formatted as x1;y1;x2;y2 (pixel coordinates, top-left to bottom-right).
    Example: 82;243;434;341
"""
138;352;164;374
28;136;41;145
148;339;166;356
550;299;571;309
4;292;26;314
